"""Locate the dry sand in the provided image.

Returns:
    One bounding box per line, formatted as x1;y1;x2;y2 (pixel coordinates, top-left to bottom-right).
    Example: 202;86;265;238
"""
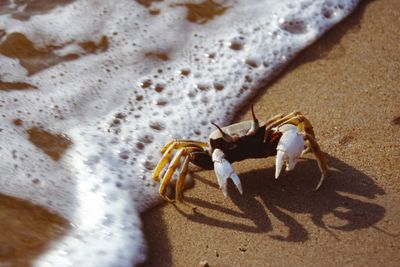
141;0;400;266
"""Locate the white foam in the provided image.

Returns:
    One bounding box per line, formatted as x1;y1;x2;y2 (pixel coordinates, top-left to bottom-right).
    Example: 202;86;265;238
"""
0;0;359;266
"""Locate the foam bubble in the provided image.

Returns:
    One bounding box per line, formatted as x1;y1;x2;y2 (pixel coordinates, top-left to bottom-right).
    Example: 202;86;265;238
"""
0;0;359;266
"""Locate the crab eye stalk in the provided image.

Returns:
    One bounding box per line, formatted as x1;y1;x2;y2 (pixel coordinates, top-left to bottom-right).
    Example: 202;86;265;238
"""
212;122;233;143
247;105;260;135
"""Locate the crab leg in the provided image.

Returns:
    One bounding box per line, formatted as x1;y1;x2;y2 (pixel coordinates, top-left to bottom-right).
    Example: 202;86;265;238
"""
296;115;316;139
264;113;285;127
303;133;328;190
297;115;317;155
159;149;187;202
160;139;208;153
153;140;208;181
152;142;179;181
159;147;201;202
175;155;190;202
264;111;303;135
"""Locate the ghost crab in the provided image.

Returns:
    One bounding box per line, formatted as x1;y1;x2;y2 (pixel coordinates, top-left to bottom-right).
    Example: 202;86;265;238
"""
152;107;328;202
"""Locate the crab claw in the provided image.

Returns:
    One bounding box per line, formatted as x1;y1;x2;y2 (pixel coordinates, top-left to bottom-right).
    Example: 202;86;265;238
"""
212;148;243;197
274;124;304;179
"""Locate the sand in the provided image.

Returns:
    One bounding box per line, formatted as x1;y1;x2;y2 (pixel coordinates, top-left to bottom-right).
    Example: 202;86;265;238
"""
140;0;400;266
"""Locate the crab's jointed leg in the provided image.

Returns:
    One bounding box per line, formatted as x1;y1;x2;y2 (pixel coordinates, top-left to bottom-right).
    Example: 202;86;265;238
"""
264;111;303;134
303;133;328;190
264;113;285;128
152;142;178;182
158;146;204;202
160;139;208;153
152;140;208;181
175;155;190;202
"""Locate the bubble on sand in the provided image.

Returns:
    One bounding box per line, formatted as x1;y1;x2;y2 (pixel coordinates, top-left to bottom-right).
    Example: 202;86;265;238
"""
179;68;191;76
245;59;260;68
139;79;152;88
149;121;165;131
213;82;224;91
154;83;165;93
228;37;245;51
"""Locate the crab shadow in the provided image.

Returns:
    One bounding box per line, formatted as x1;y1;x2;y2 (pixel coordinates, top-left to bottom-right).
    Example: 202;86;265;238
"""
177;154;385;242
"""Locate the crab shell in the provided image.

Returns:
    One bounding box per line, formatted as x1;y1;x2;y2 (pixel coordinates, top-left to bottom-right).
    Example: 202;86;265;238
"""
208;120;281;163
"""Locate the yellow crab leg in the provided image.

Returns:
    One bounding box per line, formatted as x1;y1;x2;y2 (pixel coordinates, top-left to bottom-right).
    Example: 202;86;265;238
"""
274;114;317;143
153;140;207;181
152;143;178;181
159;147;201;202
175;155;190;202
276;114;309;129
265;111;302;133
298;116;316;139
304;133;328;190
269;113;317;153
297;115;316;155
264;113;284;126
160;139;208;153
159;149;187;202
160;139;176;152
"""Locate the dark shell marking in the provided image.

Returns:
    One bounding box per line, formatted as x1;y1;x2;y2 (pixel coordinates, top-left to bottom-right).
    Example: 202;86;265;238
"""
209;120;280;163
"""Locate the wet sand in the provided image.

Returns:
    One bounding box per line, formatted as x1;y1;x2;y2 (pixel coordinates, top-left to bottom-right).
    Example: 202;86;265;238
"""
141;0;400;266
0;194;68;266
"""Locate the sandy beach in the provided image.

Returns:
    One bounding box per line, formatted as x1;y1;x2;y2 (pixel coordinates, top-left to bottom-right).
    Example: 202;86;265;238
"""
0;0;398;266
141;0;400;266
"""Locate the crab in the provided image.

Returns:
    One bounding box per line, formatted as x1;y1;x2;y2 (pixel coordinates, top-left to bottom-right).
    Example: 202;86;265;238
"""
152;107;328;202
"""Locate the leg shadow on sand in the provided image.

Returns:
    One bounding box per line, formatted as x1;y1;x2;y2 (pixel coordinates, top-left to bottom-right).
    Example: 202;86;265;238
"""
176;154;386;243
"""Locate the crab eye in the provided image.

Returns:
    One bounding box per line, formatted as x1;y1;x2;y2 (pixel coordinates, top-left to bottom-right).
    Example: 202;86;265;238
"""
212;122;234;143
247;105;260;135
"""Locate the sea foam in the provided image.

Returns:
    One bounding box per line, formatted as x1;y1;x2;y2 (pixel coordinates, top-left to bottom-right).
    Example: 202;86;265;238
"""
0;0;359;266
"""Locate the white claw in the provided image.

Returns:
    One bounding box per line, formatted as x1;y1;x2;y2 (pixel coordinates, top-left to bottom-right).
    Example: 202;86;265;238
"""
275;150;285;179
212;148;243;197
274;124;304;178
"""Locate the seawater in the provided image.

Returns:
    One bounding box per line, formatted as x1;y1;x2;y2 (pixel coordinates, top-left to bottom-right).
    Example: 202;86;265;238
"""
0;0;359;266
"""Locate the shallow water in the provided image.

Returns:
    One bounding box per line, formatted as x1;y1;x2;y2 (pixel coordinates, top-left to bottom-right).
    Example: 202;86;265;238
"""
0;0;359;266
